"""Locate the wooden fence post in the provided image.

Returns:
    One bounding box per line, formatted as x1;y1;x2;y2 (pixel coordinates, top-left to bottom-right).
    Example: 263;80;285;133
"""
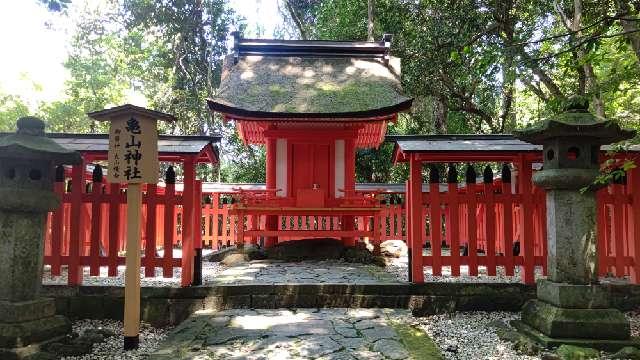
163;166;176;278
89;165;104;276
409;156;424;283
428;164;442;276
50;165;65;276
501;163;515;276
483;165;497;276
466;164;479;276
145;183;158;277
447;164;460;276
68;162;85;285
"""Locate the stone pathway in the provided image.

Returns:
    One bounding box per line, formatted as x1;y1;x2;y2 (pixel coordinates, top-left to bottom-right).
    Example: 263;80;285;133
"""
209;260;400;285
150;308;437;360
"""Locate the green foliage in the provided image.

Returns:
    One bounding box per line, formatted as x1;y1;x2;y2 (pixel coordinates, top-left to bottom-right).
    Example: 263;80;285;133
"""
0;92;30;132
7;0;640;185
38;0;71;12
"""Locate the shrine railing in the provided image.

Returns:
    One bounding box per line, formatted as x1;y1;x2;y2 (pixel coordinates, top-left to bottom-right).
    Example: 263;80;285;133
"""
44;166;640;285
44;165;186;285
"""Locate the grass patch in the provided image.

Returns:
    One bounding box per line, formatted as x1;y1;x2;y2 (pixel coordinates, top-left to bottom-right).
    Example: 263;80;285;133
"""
389;321;444;360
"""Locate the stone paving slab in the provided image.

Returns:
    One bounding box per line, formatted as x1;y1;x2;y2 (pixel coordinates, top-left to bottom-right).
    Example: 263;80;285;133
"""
149;308;418;359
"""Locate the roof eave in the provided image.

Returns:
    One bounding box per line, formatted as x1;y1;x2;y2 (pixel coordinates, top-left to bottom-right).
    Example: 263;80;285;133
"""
87;104;177;122
207;98;413;120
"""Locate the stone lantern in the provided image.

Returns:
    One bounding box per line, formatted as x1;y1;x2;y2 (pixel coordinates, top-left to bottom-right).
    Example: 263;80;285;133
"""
0;117;81;358
513;97;638;349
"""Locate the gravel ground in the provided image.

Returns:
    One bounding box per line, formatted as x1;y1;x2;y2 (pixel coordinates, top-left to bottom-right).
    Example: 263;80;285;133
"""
62;319;172;360
385;254;547;283
42;262;225;287
398;311;640;360
403;311;539;360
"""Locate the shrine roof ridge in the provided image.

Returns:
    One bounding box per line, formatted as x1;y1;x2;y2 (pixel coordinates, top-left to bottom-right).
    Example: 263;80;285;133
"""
233;33;392;59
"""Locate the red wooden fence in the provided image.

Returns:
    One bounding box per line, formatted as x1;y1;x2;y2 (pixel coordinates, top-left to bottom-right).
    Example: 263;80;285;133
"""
45;165;640;286
45;165;184;285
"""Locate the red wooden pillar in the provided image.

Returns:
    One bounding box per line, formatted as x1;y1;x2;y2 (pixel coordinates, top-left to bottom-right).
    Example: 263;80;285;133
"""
502;165;515;276
68;161;85;285
428;165;442;276
89;166;104;276
629;167;640;282
163;167;176;278
409;155;424;283
108;183;121;277
342;138;356;246
517;155;535;284
447;167;460;277
144;183;158;277
181;157;196;287
265;137;278;247
193;179;203;285
194;180;203;249
50;166;65;276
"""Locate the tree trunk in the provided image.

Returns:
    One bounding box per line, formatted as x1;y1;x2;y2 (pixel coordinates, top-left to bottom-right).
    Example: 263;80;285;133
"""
367;0;374;41
284;0;309;40
434;95;448;134
554;0;605;116
616;0;640;63
497;0;516;133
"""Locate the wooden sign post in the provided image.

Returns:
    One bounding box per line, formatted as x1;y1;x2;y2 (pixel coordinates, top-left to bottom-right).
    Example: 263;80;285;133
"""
88;105;175;350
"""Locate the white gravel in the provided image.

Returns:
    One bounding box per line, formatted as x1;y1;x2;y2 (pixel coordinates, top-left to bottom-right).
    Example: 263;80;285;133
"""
62;319;172;360
403;311;539;360
385;254;547;283
396;311;640;360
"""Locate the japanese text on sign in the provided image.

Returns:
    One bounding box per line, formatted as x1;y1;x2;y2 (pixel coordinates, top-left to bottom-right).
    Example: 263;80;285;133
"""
107;116;159;184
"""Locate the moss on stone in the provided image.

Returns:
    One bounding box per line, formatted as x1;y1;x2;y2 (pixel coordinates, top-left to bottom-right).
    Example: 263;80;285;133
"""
389;321;443;360
555;344;599;360
610;346;640;359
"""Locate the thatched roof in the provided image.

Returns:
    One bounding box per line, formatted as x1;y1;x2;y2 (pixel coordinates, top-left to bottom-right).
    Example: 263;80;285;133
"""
207;37;412;119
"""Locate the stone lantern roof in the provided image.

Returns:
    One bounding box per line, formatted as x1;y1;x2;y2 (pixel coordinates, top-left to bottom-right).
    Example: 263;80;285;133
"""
514;97;636;145
0;117;81;164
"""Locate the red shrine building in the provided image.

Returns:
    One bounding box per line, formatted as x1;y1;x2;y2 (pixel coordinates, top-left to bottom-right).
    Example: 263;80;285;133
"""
207;33;413;248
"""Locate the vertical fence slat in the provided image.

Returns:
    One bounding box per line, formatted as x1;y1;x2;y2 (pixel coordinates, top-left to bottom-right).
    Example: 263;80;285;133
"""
50;167;65;276
409;157;424;283
68;163;84;285
145;184;158;277
447;165;460;276
483;166;497;276
163;167;176;278
108;183;121;276
502;164;515;276
613;182;626;278
428;165;442;276
466;166;478;276
630;167;640;283
519;157;535;284
89;167;103;277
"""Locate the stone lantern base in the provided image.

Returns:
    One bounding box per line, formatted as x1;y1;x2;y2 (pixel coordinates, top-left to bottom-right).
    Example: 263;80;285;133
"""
0;298;71;359
512;280;640;351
